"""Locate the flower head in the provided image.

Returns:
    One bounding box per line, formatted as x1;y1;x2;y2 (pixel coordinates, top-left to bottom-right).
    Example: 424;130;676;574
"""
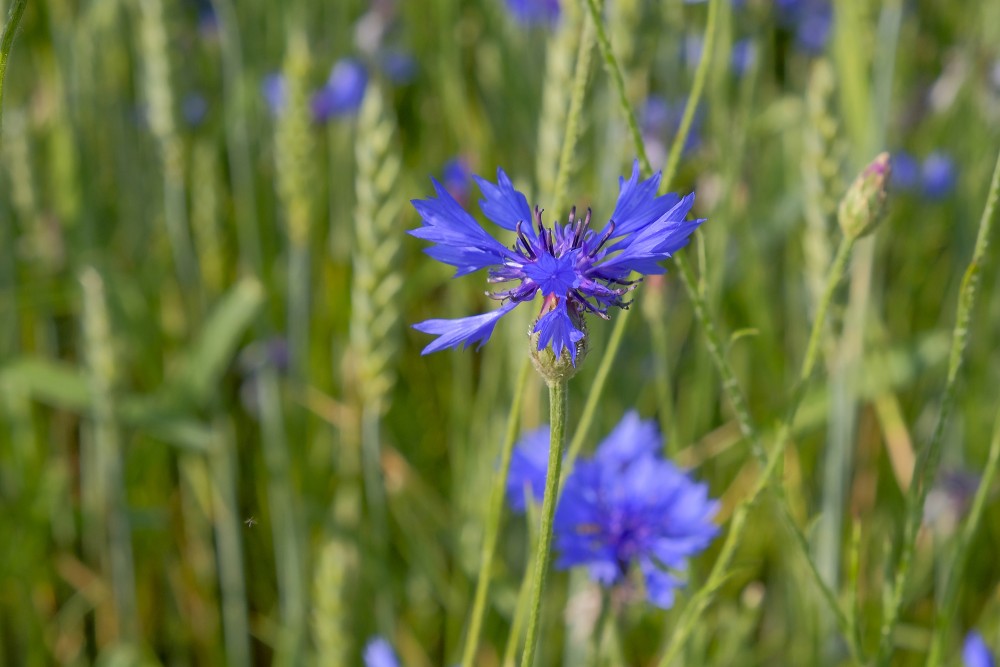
505;0;560;26
411;161;704;365
776;0;832;54
554;411;719;608
363;637;401;667
964;632;995;667
311;58;368;122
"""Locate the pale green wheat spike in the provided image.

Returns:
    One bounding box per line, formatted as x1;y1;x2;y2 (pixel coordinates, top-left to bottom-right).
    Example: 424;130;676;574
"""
349;82;403;412
534;1;582;205
191;140;226;296
801;59;845;317
80;268;139;644
310;538;351;667
138;0;200;294
349;81;403;636
275;28;315;250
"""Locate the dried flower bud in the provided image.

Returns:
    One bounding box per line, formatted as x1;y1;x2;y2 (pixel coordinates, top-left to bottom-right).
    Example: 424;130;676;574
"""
838;152;891;240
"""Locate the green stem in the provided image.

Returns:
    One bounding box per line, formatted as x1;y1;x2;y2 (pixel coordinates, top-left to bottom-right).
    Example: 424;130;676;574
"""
461;361;532;667
568;0;722;469
657;236;856;667
550;7;597;218
519;379;569;667
0;0;27;152
926;406;1000;667
585;1;864;658
878;146;1000;666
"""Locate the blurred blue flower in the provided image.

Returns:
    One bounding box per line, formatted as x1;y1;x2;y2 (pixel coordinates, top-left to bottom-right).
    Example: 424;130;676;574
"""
311;58;368;122
261;73;287;116
964;632;995;667
363;637;401;667
182;93;209;127
640;96;703;156
505;0;560;25
410;161;704;363
379;49;418;84
506;427;550;513
921;152;957;200
554;411;719;608
442;157;473;205
730;39;756;76
891;151;921;191
776;0;832;54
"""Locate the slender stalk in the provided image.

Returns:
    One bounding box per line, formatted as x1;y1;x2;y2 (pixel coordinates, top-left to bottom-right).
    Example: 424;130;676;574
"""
550;6;597;218
519;379;569;667
657;236;857;666
586;3;864;658
461;361;532;667
0;0;27;151
878;147;1000;665
502;528;538;667
568;0;723;469
208;421;251;667
926;407;1000;667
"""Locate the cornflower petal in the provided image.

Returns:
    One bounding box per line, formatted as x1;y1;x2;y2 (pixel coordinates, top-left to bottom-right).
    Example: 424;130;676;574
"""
363;637;401;667
594;410;661;466
410;179;510;276
413;302;519;354
533;303;584;364
604;160;683;242
474;168;535;234
505;427;551;513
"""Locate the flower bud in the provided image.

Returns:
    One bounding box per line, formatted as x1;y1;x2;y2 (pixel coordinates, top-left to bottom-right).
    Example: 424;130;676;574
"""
838;152;891;240
529;307;588;385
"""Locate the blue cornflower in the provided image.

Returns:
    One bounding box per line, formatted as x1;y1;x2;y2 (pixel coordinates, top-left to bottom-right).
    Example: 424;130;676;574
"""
505;0;560;26
776;0;832;54
554;411;719;608
891;151;921;191
964;632;996;667
363;637;401;667
182;93;209;127
505;426;551;513
921;152;957;200
311;58;368;122
411;162;703;364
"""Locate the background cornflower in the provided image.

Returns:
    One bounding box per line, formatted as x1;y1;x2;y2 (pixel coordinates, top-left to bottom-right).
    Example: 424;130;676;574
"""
410;161;704;364
554;411;719;608
505;426;551;514
363;637;401;667
504;0;561;26
964;632;996;667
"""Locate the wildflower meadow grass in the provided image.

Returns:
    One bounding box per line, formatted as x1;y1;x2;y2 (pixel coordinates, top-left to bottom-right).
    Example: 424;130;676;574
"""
1;0;999;665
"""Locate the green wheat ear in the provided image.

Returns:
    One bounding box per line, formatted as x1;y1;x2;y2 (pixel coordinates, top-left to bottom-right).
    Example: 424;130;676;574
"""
349;82;403;414
310;538;351;667
801;59;847;316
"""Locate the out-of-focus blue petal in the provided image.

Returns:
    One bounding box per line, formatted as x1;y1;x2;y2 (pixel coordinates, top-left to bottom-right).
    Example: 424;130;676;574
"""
533;303;584;365
504;0;560;25
892;151;921;191
594;410;661;466
506;427;550;513
922;152;957;200
413;302;519;354
964;632;996;667
640;557;683;609
261;73;286;116
311;58;368;122
363;637;401;667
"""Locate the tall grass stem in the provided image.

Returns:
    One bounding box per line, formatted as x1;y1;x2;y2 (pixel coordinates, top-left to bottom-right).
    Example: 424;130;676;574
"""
519;378;568;667
878;146;1000;666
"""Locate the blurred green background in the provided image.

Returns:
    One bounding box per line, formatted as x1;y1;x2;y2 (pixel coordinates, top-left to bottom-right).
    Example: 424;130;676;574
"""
1;0;1000;664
